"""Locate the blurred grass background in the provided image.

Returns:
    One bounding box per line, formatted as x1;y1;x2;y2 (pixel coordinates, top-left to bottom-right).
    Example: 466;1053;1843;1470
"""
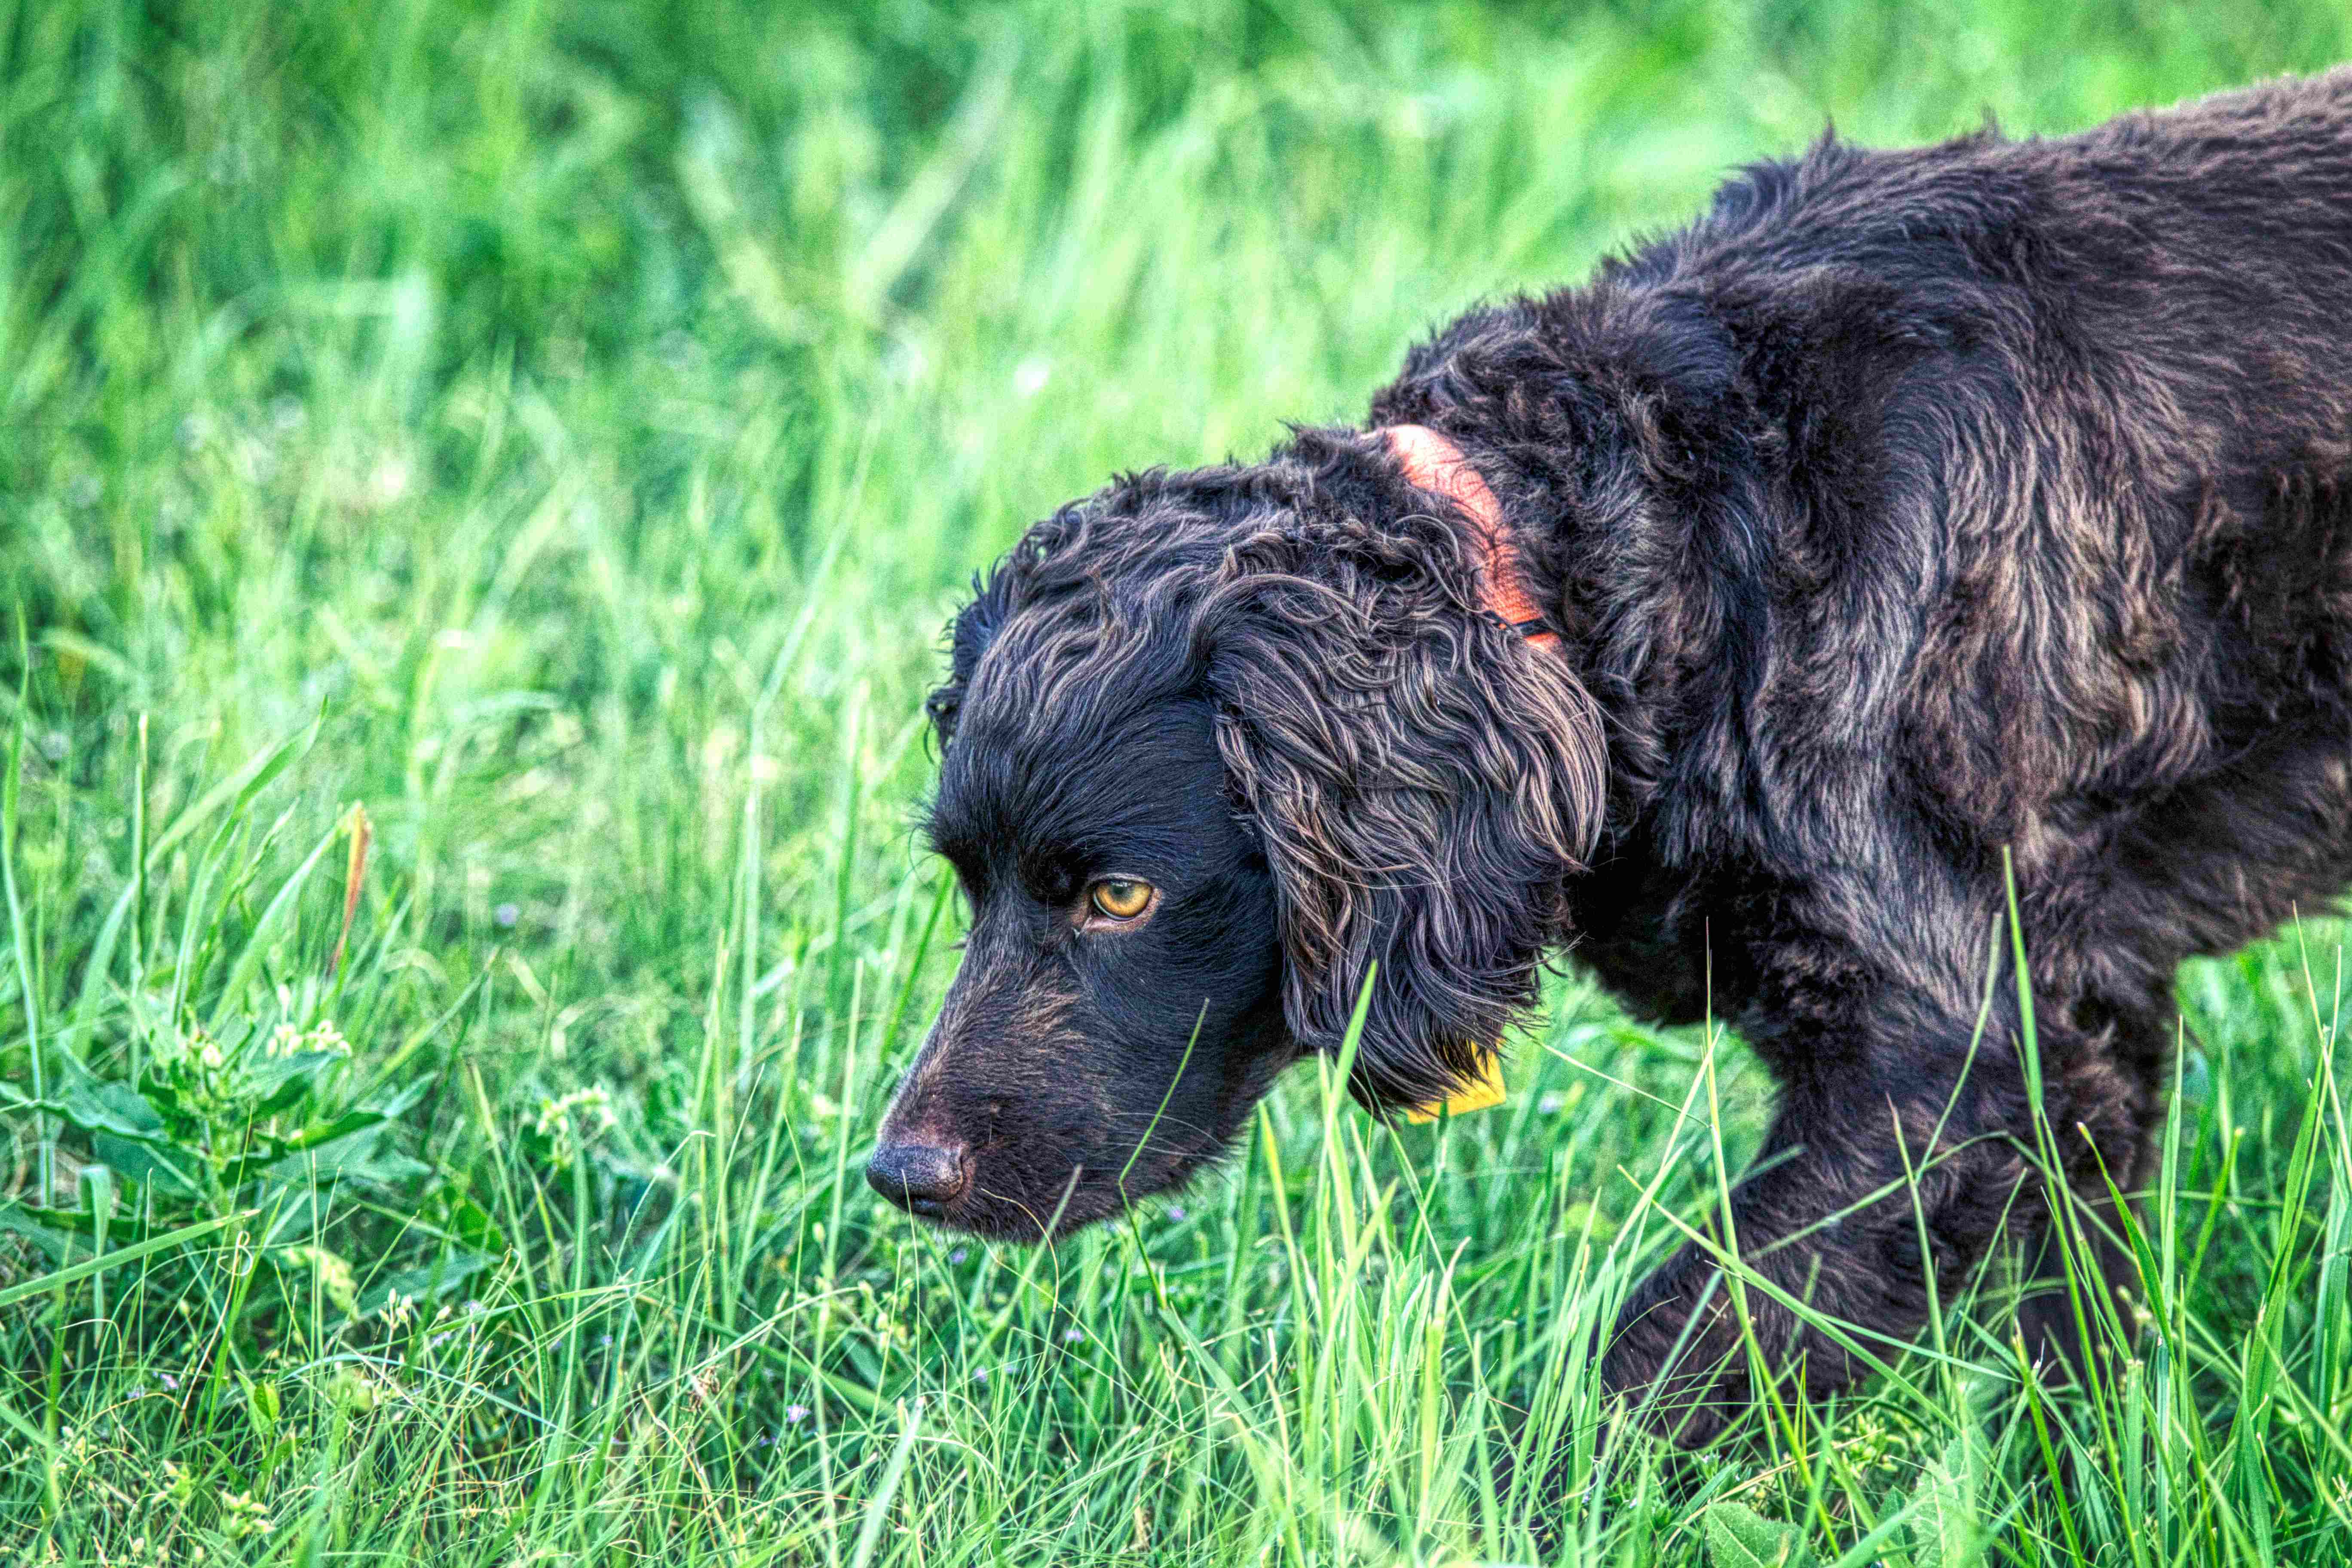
6;1;2352;1563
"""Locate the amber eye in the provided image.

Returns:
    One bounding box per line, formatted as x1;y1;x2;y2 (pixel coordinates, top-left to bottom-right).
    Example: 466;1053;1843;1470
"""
1088;878;1155;921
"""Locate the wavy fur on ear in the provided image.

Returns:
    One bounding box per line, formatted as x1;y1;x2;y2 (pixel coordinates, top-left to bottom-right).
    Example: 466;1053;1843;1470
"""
1200;436;1607;1111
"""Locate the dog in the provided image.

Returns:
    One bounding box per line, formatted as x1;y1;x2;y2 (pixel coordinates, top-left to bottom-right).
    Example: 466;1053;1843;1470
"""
868;70;2352;1443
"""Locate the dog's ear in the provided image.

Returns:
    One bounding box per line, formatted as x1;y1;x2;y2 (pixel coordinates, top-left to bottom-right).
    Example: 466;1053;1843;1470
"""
926;580;1008;749
1204;497;1607;1113
931;497;1111;749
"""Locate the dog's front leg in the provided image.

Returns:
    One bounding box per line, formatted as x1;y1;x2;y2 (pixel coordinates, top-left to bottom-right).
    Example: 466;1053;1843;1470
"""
1598;1024;2050;1445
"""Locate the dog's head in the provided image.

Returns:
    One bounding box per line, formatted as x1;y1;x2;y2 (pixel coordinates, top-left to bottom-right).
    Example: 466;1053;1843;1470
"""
867;430;1607;1239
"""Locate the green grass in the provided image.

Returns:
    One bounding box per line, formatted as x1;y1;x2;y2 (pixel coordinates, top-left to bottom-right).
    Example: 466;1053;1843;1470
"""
7;1;2352;1562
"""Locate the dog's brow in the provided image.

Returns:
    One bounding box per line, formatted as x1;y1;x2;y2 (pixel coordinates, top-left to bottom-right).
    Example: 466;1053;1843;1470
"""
921;826;985;898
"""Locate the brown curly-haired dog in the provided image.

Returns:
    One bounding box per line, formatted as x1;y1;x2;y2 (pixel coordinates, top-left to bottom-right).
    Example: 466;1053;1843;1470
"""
870;70;2352;1443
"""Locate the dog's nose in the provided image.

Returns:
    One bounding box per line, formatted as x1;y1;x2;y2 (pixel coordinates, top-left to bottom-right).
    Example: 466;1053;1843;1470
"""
865;1139;972;1216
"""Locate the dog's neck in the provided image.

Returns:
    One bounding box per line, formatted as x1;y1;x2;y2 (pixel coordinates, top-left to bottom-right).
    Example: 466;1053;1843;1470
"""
1378;424;1561;648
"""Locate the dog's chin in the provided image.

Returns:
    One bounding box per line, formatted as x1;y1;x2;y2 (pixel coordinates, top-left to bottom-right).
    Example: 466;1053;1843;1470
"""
916;1158;1207;1243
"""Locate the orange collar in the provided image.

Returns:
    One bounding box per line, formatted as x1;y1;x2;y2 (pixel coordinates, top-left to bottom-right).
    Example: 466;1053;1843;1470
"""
1379;424;1558;646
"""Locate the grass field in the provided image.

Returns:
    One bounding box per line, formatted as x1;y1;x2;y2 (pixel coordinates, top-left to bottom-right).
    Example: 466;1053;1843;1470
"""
9;1;2352;1562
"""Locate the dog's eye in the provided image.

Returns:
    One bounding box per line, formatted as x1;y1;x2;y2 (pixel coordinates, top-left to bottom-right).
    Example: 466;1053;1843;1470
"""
1088;878;1155;921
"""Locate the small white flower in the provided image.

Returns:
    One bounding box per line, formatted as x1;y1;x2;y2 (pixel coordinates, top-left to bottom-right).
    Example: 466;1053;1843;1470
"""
535;1086;617;1141
369;455;412;506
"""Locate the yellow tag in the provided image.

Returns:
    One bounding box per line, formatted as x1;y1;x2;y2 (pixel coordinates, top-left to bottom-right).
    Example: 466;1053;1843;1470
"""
1404;1049;1507;1123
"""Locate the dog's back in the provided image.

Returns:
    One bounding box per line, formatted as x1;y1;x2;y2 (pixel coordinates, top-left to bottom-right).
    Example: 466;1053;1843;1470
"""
1439;71;2352;961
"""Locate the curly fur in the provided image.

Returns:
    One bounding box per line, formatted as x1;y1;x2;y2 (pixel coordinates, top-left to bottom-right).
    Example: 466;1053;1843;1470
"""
875;69;2352;1446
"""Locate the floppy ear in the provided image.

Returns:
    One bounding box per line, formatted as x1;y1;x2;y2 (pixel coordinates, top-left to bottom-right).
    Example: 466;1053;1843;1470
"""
1204;502;1607;1113
926;578;1010;749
